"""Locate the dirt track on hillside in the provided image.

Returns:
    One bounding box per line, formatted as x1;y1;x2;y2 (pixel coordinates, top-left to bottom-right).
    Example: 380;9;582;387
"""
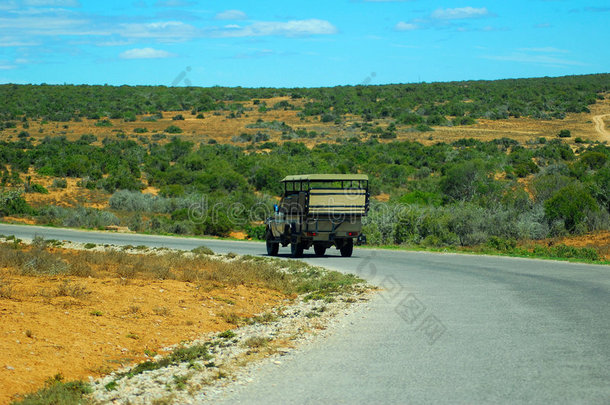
593;114;610;141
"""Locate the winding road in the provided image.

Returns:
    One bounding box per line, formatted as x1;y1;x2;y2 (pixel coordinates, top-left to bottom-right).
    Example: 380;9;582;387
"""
1;223;608;404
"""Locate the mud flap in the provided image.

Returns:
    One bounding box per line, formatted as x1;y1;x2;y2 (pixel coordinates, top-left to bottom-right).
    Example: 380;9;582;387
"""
356;234;367;246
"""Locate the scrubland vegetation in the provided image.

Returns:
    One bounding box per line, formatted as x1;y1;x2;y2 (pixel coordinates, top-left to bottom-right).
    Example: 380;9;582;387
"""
1;74;608;123
1;135;609;257
1;74;610;261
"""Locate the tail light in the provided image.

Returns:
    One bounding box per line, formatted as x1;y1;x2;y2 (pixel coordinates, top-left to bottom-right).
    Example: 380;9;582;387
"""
348;232;359;236
306;232;317;237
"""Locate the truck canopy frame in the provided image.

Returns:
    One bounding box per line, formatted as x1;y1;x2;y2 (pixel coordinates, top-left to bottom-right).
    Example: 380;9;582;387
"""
281;174;369;195
279;174;369;216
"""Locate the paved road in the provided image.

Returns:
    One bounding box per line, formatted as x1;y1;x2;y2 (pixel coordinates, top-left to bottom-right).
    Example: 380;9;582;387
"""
1;223;608;404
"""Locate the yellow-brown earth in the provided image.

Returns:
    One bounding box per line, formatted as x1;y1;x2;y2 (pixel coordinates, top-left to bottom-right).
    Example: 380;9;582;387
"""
0;247;287;404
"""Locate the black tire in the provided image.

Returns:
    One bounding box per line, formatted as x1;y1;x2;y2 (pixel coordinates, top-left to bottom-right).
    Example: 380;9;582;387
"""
266;235;279;256
291;242;304;258
313;244;326;257
340;239;354;257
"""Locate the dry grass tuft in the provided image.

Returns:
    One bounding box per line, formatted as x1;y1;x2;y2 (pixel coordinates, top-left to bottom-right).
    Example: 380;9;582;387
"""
0;238;363;300
242;336;271;349
0;275;14;299
54;280;90;299
219;311;244;325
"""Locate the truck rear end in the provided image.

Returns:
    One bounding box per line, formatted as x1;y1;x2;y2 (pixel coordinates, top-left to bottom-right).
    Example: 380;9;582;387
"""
266;174;369;257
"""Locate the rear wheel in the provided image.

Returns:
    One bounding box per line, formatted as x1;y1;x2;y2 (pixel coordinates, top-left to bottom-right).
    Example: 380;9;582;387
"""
340;239;353;257
266;233;279;256
291;241;304;258
313;244;326;257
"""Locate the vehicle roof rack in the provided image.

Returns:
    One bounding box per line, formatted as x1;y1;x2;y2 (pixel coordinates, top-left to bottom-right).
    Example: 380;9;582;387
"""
281;174;369;182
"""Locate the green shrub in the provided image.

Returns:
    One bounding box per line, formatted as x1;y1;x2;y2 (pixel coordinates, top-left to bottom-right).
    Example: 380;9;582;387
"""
245;224;266;240
192;245;214;255
453;116;476;125
165;125;183;134
78;134;97;144
38;206;119;229
94;119;112;127
557;129;571;138
544;184;598;232
550;244;599;261
486;236;517;252
52;178;68;189
415;124;433;132
0;190;33;216
218;330;236;339
13;374;91;405
28;183;49;194
397;190;442;207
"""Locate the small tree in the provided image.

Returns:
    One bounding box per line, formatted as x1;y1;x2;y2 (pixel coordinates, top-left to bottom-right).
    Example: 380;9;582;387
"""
557;129;571;138
544;184;597;232
0;190;33;216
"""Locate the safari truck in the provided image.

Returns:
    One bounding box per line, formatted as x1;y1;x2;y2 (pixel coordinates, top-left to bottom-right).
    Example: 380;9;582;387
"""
265;174;369;257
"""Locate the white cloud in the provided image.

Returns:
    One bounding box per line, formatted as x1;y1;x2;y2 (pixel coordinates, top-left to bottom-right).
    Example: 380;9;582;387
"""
518;47;569;53
23;0;80;6
120;21;199;42
395;6;492;33
97;39;133;47
483;52;585;67
431;7;489;20
395;21;417;31
215;9;248;20
120;47;174;59
211;19;338;38
0;36;38;46
154;0;194;7
0;15;91;35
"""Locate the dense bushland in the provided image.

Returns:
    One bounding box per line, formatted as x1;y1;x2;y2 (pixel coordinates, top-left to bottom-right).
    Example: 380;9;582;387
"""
1;131;609;248
1;74;609;124
1;74;610;251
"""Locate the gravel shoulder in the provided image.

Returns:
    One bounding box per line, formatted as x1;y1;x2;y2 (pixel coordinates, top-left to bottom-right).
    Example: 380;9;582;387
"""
89;285;374;404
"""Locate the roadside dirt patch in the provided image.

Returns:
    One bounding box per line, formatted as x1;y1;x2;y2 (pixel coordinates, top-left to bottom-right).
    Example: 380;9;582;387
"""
538;231;610;261
23;173;110;210
229;231;248;240
0;254;286;404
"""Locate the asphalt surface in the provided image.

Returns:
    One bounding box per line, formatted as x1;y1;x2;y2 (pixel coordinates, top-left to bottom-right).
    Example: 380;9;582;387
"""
1;223;608;404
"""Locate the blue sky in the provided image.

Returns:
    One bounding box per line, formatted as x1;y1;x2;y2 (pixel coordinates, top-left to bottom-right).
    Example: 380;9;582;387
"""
0;0;608;87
